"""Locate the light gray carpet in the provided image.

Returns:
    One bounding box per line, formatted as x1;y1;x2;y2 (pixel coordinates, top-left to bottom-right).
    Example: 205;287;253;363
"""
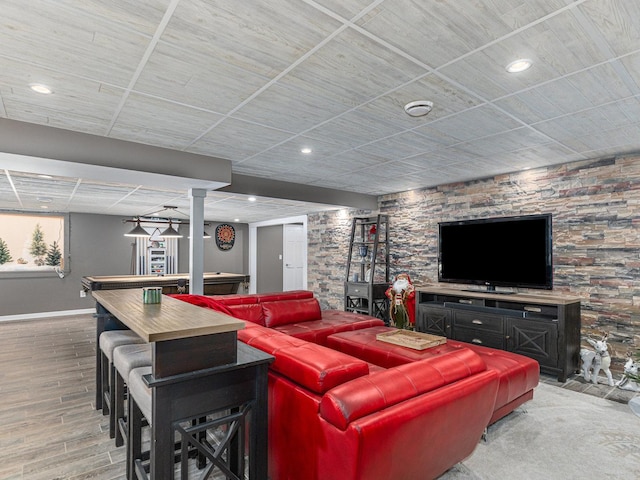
439;383;640;479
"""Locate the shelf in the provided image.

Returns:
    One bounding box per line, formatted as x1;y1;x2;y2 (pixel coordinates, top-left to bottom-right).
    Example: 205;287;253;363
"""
345;215;389;321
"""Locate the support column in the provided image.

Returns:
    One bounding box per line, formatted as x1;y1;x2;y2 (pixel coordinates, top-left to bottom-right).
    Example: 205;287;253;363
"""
189;188;206;295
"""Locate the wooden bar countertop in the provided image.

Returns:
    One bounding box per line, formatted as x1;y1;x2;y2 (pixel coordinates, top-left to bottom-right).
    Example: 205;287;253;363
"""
92;289;244;343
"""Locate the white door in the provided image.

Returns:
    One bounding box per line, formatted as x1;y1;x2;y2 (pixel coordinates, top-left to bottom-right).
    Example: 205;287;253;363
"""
283;224;305;291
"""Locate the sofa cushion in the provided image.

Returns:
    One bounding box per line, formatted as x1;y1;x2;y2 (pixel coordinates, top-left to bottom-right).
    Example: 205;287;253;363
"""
169;294;234;316
242;327;369;394
256;290;314;302
225;303;265;325
214;294;260;306
274;315;384;346
320;348;487;430
262;298;321;328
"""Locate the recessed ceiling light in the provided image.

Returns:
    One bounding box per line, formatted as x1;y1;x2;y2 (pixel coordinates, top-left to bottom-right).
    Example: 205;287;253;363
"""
506;59;532;73
248;196;256;202
37;174;53;179
29;83;53;94
301;147;312;154
404;100;433;117
234;218;240;222
37;197;53;203
40;205;49;209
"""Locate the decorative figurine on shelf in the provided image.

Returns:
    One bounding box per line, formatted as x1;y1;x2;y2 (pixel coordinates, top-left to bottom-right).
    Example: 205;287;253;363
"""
580;333;615;386
385;273;415;330
358;245;369;264
615;352;640;392
368;224;377;242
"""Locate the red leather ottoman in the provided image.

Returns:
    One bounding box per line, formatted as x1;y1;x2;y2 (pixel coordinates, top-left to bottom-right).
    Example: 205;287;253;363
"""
326;325;539;424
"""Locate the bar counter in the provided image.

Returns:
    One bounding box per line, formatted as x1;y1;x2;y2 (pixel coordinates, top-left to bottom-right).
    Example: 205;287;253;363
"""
92;289;273;479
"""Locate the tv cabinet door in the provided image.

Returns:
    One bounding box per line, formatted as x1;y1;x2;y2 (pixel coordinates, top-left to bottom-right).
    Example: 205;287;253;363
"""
416;305;451;337
506;317;558;370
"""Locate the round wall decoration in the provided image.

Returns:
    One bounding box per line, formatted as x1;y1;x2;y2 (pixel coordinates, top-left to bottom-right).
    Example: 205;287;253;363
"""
215;224;235;251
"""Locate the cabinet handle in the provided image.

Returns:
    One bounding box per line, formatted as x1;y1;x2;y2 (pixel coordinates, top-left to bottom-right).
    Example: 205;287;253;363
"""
524;306;542;313
471;338;483;344
472;319;483;325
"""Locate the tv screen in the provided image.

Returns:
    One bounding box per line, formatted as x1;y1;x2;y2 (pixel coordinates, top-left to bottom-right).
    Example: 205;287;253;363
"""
438;214;552;290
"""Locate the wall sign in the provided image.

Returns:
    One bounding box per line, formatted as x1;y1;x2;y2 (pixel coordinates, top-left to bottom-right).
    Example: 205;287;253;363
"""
215;224;235;251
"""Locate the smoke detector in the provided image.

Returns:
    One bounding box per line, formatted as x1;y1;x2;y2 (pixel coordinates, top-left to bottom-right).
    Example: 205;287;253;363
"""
404;100;433;117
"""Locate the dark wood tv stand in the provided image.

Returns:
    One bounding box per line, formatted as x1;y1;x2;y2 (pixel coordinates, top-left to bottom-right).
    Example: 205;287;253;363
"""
415;286;581;382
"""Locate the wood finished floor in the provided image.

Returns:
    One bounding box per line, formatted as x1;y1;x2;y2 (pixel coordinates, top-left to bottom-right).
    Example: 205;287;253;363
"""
2;314;636;479
0;314;126;480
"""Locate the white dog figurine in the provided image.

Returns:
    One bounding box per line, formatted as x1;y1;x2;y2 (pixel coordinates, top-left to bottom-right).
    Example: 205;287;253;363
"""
580;334;614;386
615;354;640;392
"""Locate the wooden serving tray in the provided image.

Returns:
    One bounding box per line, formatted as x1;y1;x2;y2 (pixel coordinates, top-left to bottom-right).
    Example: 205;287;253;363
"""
376;330;447;350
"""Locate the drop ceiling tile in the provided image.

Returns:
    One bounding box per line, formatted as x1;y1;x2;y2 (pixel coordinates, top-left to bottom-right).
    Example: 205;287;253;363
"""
455;127;553;157
303;108;407;149
356;0;573;68
580;0;640;57
322;150;389;172
438;7;611;101
188;118;294;162
237;137;346;171
494;62;635;124
109;93;224;150
534;97;640;144
232;83;353;133
311;0;375;20
356;130;450;160
281;28;426;108
422;105;521;143
134;42;270;115
0;0;156;87
0;59;124;135
162;0;342;78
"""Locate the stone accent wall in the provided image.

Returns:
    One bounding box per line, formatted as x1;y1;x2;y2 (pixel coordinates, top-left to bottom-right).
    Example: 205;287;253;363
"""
308;155;640;370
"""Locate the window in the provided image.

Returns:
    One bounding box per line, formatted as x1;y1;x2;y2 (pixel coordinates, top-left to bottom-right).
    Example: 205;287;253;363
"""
0;212;68;276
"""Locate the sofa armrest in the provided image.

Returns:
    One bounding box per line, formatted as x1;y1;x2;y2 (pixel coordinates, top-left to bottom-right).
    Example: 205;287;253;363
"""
320;348;487;430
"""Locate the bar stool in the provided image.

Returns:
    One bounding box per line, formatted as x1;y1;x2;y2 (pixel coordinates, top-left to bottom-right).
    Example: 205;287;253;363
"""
99;330;145;433
112;343;152;447
127;366;152;480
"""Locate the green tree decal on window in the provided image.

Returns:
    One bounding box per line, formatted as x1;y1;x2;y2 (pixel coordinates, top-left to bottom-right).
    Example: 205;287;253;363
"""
46;241;62;267
0;238;12;265
30;223;48;266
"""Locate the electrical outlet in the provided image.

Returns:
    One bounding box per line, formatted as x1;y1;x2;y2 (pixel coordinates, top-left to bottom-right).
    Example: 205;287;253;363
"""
80;290;87;298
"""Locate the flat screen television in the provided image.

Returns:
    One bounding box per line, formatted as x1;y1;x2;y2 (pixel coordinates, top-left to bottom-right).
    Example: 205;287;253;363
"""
438;214;553;291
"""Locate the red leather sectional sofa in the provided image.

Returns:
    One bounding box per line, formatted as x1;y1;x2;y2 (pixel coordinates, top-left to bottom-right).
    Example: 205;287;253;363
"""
171;290;538;480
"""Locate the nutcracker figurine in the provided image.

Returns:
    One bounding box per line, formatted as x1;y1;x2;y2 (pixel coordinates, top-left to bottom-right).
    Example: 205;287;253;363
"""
385;273;415;329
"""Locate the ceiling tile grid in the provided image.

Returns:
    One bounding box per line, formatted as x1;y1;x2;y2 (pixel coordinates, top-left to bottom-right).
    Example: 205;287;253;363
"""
1;0;640;220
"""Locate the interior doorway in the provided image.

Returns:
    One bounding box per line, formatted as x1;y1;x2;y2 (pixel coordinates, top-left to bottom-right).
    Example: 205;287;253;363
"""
248;216;307;294
283;223;304;291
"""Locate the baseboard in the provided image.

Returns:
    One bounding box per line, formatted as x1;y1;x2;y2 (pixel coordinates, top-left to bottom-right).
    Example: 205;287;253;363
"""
0;308;95;322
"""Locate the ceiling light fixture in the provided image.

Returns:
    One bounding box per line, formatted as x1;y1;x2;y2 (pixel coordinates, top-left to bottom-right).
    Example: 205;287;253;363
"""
122;205;210;238
301;147;312;154
506;59;532;73
248;196;256;202
29;83;53;94
124;220;151;237
160;220;183;238
404;100;433;117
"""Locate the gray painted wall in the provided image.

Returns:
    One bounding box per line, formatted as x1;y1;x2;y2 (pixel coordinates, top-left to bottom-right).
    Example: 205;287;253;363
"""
177;223;248;276
256;225;283;293
0;213;248;317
